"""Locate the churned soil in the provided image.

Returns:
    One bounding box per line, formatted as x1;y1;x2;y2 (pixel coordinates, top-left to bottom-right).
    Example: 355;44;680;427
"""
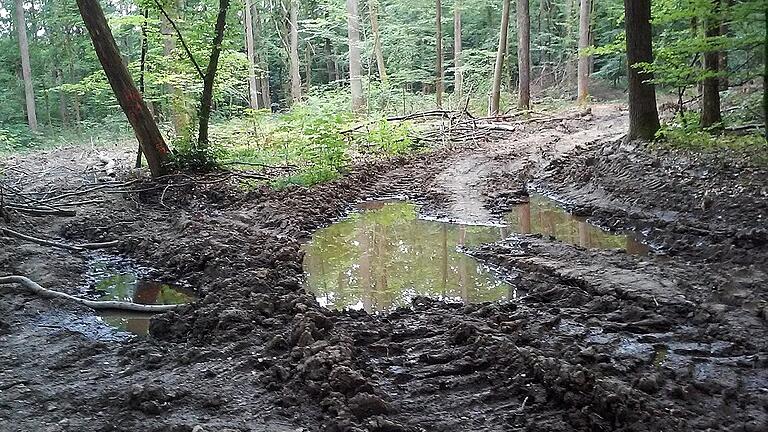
1;106;766;431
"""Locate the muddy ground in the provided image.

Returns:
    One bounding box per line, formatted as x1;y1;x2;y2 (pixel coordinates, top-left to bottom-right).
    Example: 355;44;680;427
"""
1;105;767;431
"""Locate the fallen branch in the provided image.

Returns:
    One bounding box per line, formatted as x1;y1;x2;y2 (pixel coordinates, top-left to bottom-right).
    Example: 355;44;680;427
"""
0;276;183;313
1;227;118;252
3;205;77;217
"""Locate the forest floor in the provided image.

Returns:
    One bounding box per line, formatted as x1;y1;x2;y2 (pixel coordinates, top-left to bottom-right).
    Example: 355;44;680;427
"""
1;103;767;432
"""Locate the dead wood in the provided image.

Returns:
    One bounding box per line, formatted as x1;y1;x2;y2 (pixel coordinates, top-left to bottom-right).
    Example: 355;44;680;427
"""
0;275;183;312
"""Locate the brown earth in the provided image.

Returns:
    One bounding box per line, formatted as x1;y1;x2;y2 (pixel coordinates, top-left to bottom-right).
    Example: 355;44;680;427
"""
1;105;767;432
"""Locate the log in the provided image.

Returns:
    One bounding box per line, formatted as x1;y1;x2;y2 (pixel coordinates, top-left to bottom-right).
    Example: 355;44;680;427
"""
0;275;184;312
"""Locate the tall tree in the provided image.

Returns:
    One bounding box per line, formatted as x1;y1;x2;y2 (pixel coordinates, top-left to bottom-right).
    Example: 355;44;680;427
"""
244;0;259;109
435;0;444;107
198;0;231;145
517;0;531;110
576;0;591;104
623;0;660;141
764;5;767;141
14;0;38;131
346;0;364;111
369;0;387;83
252;1;271;108
453;0;462;98
490;0;510;115
289;0;301;103
75;0;169;177
701;0;723;128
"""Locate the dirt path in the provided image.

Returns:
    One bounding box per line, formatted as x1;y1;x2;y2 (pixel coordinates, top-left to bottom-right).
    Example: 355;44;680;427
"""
1;104;767;431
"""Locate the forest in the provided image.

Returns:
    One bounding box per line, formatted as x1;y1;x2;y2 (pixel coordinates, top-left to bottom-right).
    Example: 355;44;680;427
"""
0;0;767;430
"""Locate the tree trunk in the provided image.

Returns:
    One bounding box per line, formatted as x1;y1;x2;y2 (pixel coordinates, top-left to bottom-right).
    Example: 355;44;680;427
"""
56;69;68;127
253;1;271;108
289;0;301;103
325;37;336;83
76;0;169;177
576;0;591;104
137;8;150;168
517;0;531;110
453;0;462;98
764;6;767;142
623;0;660;141
563;0;576;86
435;0;443;107
198;0;230;146
244;0;259;109
490;0;510;115
701;0;722;129
346;0;364;111
14;0;38;131
369;0;387;84
304;45;312;94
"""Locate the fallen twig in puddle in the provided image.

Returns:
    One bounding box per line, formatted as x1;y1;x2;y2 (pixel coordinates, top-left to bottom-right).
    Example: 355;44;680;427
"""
0;276;183;313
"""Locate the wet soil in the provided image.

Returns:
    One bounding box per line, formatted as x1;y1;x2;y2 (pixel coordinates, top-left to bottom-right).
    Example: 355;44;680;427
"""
1;104;767;431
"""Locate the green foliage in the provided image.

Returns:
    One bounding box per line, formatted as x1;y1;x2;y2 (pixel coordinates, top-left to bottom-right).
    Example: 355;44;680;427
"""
362;118;415;155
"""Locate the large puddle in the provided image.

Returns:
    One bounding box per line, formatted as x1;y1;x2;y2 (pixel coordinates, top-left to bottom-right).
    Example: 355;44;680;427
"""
303;196;648;313
85;257;195;336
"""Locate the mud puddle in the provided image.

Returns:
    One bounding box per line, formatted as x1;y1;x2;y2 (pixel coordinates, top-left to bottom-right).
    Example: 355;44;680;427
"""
84;256;195;335
304;196;649;312
504;194;649;254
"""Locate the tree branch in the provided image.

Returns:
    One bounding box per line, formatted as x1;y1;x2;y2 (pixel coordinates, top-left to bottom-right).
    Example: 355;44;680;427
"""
151;0;206;80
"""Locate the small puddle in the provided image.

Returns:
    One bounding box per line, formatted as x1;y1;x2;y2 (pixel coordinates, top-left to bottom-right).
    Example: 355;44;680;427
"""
84;257;195;336
303;196;648;313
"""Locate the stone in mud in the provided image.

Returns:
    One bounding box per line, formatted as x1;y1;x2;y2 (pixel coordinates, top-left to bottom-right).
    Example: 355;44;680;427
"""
329;366;367;396
636;373;661;394
347;393;390;419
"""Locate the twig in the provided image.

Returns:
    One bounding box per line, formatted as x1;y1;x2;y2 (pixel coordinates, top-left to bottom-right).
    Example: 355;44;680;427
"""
0;276;183;313
0;227;117;252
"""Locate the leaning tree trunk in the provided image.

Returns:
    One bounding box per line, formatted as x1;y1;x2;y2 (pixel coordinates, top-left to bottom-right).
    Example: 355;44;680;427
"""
244;0;259;109
453;0;462;98
198;0;230;146
76;0;169;177
701;0;723;129
346;0;364;111
490;0;510;115
517;0;531;110
435;0;444;107
289;0;301;103
576;0;591;104
369;0;387;84
623;0;660;141
14;0;38;131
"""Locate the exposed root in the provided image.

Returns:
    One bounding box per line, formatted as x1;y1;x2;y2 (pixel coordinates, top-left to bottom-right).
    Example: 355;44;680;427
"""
0;276;184;313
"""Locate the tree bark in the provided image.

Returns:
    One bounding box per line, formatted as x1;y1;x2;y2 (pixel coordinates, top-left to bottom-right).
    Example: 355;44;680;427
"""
623;0;660;141
517;0;531;110
369;0;387;84
76;0;169;177
453;0;462;98
701;0;722;129
198;0;230;146
435;0;444;107
289;0;301;103
56;69;68;127
244;0;259;109
490;0;510;115
576;0;591;104
14;0;38;131
563;0;576;86
346;0;364;111
325;37;336;83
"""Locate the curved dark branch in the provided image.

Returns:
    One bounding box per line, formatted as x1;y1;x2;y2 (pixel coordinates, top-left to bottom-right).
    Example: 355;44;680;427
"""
151;0;206;80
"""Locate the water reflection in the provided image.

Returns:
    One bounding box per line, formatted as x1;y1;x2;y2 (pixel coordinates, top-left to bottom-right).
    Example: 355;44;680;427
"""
504;195;649;254
304;201;513;313
93;272;194;336
304;196;648;313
